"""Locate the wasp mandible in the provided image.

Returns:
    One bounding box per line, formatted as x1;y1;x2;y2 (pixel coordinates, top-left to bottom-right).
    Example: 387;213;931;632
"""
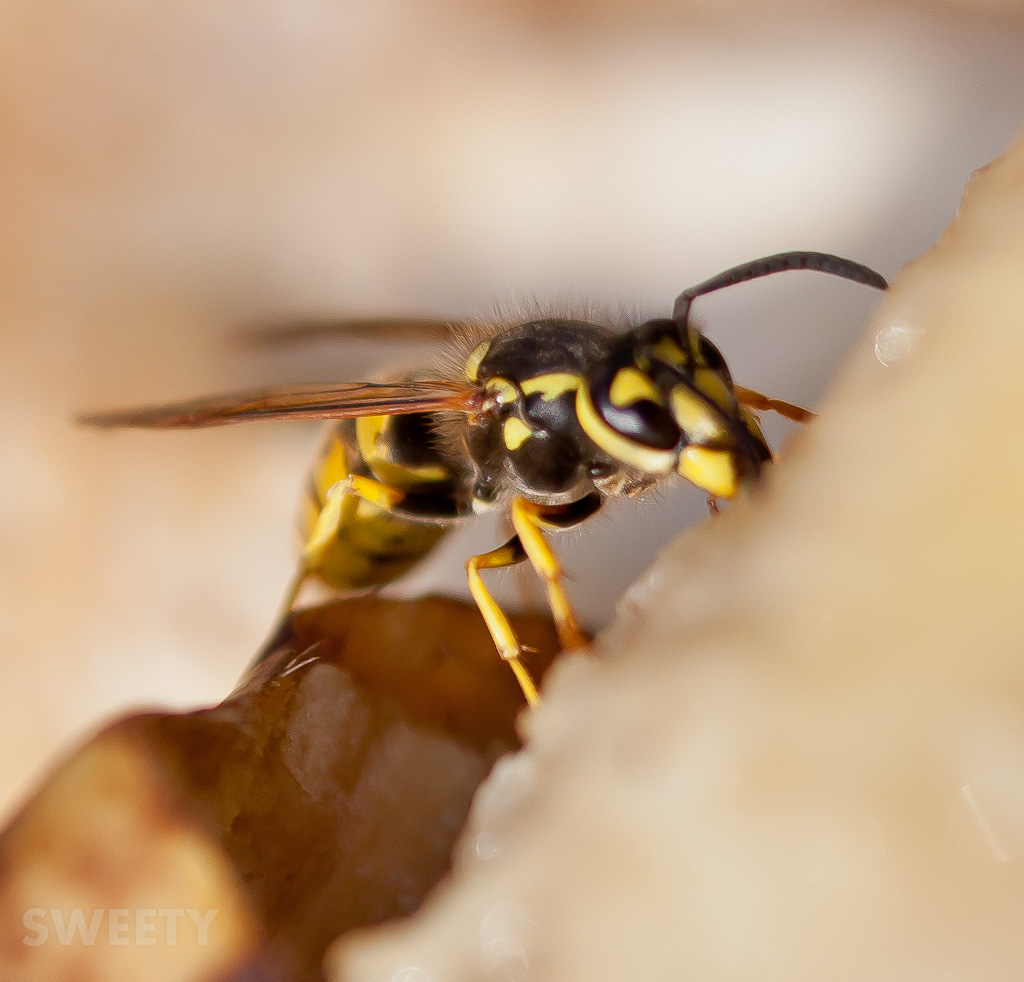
81;251;888;704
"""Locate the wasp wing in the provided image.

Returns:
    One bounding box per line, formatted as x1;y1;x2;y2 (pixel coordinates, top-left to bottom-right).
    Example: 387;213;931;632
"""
236;318;466;349
79;380;481;429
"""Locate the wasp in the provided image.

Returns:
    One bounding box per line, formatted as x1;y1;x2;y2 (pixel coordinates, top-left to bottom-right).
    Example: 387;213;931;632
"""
81;251;887;705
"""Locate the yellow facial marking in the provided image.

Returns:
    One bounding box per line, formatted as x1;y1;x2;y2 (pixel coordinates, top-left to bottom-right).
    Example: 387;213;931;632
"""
503;417;533;451
609;367;662;408
485;377;518;406
650;336;688;369
464;341;491;382
693;368;736;413
521;372;581;401
678;446;738;498
576;385;676;475
669;386;726;444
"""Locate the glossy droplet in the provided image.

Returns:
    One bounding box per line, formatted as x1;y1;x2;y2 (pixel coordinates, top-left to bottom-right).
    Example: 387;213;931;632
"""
473;832;503;861
874;321;925;367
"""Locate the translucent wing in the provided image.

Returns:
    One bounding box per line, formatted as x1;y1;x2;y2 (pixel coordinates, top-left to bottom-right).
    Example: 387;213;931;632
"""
236;318;465;349
79;380;481;429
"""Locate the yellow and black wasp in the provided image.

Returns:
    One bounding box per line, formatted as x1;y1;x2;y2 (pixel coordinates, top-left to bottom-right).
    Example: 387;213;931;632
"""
81;251;887;704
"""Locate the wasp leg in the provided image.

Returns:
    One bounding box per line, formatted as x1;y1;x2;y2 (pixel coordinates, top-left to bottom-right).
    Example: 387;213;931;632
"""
277;567;309;620
733;384;814;424
466;537;540;706
278;474;407;614
509;498;591;654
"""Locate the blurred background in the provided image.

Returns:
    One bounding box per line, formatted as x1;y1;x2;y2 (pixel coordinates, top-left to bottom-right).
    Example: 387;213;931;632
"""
1;0;1022;817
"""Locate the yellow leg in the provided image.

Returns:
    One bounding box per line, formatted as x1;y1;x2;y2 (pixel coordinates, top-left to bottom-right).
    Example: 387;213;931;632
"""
510;498;588;652
276;565;308;618
466;539;540;707
278;474;407;618
303;475;405;568
733;384;813;424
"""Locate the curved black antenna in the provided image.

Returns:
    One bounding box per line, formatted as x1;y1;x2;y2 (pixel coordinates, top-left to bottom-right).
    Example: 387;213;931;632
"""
672;251;889;324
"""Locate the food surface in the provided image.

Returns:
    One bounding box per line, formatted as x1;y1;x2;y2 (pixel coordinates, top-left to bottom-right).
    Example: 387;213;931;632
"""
334;136;1024;982
0;597;559;982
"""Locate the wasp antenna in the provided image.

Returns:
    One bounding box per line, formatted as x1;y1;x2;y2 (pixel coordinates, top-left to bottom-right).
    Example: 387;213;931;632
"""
672;251;889;323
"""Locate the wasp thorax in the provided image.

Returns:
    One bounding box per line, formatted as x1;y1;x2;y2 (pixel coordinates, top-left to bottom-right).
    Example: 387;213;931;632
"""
465;319;616;502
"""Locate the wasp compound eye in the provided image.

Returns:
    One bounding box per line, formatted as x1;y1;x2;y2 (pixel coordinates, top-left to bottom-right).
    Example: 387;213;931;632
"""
594;369;680;450
696;334;729;377
576;359;682;474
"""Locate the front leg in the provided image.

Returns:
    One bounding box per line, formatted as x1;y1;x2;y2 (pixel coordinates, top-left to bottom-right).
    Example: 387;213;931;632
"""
466;536;540;706
733;384;813;424
509;497;597;654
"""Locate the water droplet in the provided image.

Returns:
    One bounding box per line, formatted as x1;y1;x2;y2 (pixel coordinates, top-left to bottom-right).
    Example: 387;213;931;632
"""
474;832;503;861
874;321;924;367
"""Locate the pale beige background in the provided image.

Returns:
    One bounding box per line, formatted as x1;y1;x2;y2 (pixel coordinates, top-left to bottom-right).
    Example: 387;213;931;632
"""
1;0;1022;817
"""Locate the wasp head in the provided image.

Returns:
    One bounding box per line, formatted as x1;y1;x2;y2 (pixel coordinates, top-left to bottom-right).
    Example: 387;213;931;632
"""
575;319;771;499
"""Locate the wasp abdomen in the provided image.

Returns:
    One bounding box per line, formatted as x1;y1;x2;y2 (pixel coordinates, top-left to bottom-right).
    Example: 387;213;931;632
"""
302;414;461;592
